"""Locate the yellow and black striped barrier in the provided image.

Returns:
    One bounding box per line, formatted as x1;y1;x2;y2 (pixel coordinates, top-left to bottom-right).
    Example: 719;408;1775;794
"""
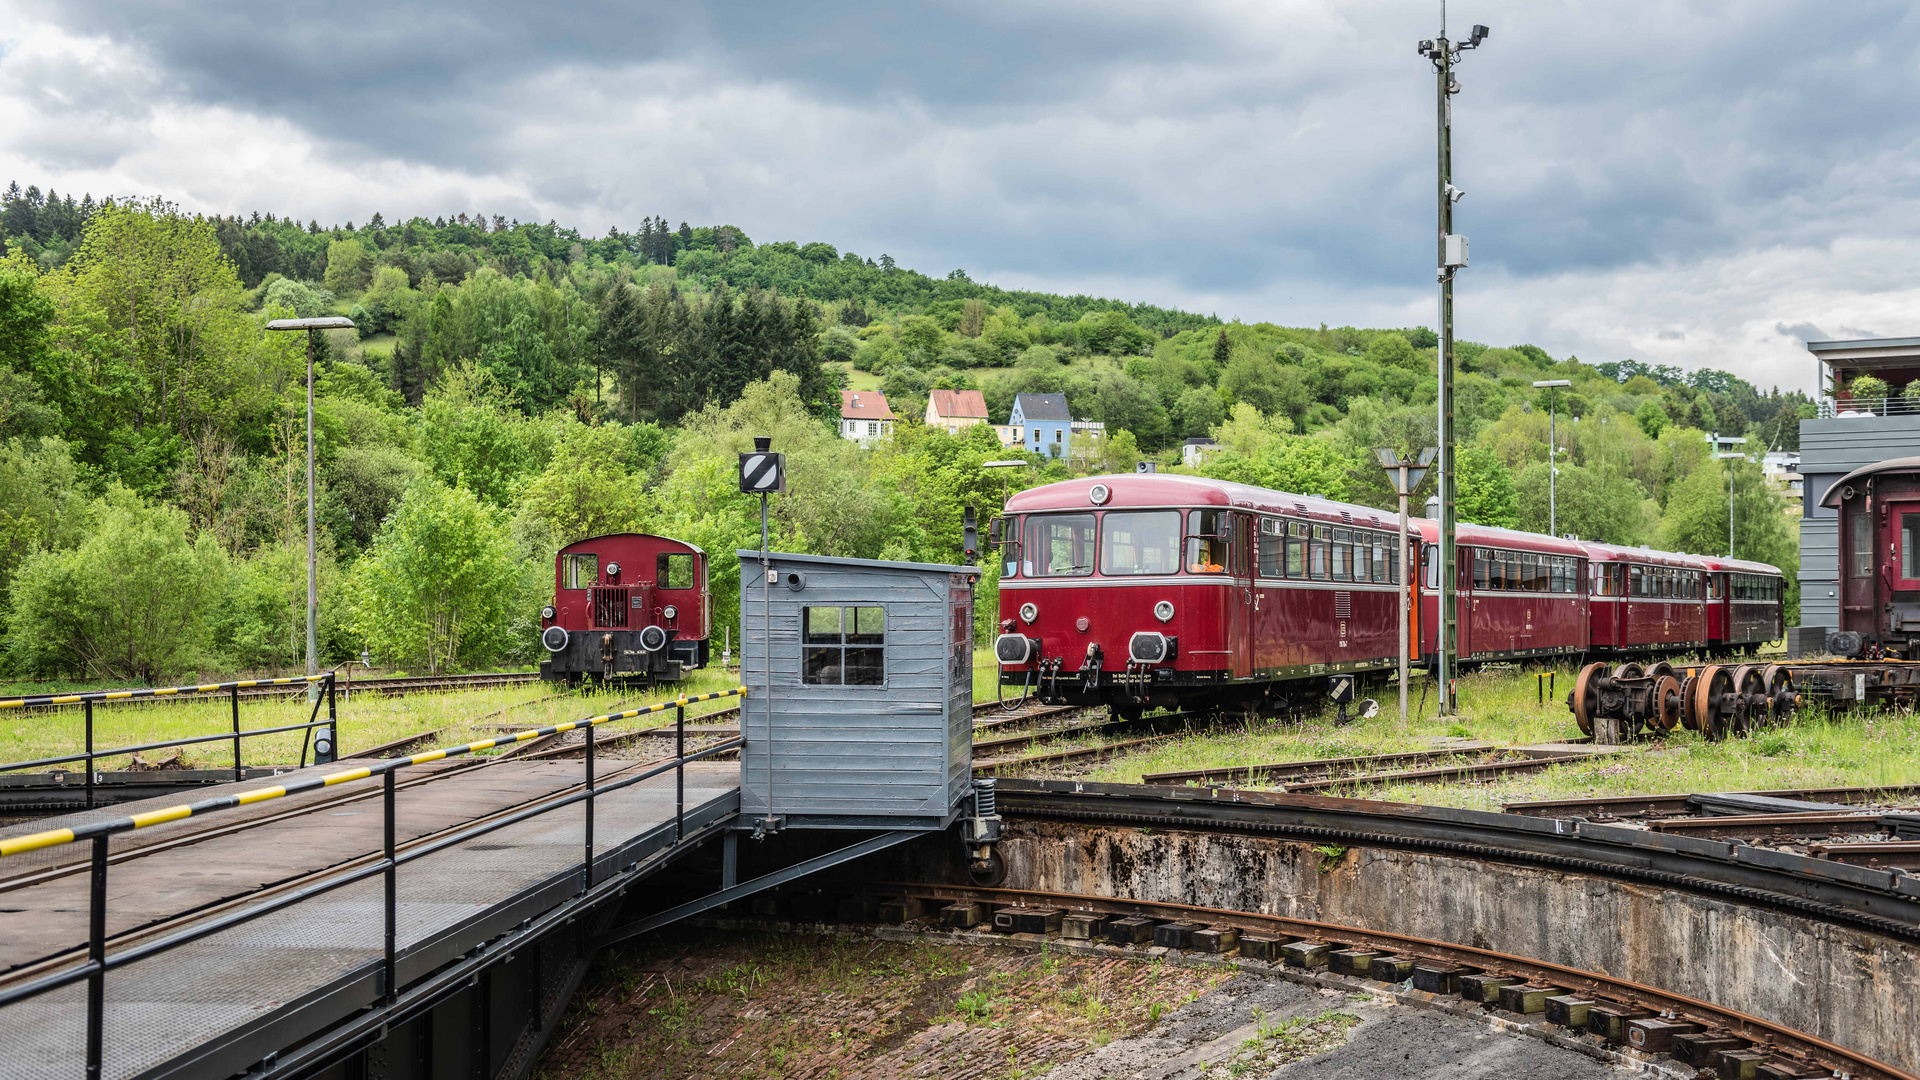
0;674;335;710
0;686;748;858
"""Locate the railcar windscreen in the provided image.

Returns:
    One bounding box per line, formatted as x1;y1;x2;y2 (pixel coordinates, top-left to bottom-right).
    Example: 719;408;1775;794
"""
1100;511;1181;576
1187;510;1232;574
1025;514;1096;577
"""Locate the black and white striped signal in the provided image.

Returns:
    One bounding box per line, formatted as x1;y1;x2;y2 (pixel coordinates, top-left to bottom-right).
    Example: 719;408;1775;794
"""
739;449;786;494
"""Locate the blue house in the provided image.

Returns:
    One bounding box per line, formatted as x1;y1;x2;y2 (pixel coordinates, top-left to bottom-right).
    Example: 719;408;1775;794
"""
1010;393;1073;457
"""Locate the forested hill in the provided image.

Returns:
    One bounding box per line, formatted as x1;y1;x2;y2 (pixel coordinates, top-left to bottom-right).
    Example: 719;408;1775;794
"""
0;181;1813;683
0;182;1215;334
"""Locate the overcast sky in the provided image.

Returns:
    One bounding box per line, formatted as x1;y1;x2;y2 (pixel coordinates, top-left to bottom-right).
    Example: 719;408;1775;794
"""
4;0;1918;392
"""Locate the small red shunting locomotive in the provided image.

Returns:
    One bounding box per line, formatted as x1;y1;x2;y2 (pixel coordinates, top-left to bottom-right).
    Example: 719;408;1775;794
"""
539;533;711;684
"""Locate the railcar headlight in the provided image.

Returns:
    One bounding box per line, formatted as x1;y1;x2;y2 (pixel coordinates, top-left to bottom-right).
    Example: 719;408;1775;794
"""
1019;602;1038;624
1153;600;1175;623
541;605;556;621
664;605;678;620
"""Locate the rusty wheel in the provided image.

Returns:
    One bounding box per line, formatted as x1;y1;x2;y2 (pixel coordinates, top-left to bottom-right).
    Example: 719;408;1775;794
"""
1570;661;1606;737
1679;674;1701;730
1614;662;1644;682
1763;664;1795;726
1649;674;1683;732
1692;665;1735;740
1730;664;1762;735
1647;660;1676;681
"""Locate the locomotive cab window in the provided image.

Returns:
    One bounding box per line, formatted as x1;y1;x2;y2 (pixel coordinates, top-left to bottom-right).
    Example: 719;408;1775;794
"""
802;606;885;686
1101;511;1182;576
1026;514;1096;577
657;553;696;589
1187;510;1232;574
563;553;598;589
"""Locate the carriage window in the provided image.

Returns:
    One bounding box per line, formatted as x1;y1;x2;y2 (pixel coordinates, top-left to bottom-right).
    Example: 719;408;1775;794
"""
563;553;598;589
657;553;695;589
1026;514;1097;577
802;606;885;685
1373;538;1389;584
1472;549;1489;590
1257;517;1283;578
1101;511;1182;576
1331;528;1352;581
1850;512;1874;578
1187;510;1232;574
1421;543;1437;589
1310;525;1331;580
1353;532;1372;582
1286;521;1306;578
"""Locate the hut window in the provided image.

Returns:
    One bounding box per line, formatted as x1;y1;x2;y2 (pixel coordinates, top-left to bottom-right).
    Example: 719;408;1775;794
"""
657;553;696;589
563;553;597;589
803;606;886;686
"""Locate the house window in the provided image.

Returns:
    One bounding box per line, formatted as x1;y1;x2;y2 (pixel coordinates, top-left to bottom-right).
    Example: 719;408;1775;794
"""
802;606;885;685
563;553;598;589
868;421;879;436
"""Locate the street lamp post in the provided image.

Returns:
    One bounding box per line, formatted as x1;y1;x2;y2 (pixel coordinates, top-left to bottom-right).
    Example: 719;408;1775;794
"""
1707;431;1749;557
267;317;356;690
1532;380;1572;536
1376;448;1437;722
1418;18;1488;716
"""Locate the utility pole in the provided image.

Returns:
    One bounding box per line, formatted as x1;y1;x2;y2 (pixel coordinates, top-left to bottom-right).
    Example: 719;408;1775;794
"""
1419;15;1488;716
1377;449;1436;723
1533;379;1572;536
1707;432;1748;558
267;316;355;693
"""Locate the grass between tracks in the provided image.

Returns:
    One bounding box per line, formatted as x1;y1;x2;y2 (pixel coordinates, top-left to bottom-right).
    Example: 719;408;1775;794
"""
1080;658;1920;811
0;665;746;771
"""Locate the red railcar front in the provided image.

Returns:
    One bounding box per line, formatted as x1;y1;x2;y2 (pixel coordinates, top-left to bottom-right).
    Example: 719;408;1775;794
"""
993;475;1406;714
539;533;710;684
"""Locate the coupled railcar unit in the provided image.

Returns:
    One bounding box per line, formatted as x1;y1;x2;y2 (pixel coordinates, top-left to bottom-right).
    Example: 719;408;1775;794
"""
1822;455;1920;660
995;473;1787;719
539;533;711;685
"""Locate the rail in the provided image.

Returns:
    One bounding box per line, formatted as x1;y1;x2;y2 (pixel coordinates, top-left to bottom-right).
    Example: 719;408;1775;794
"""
0;674;341;809
0;684;746;1080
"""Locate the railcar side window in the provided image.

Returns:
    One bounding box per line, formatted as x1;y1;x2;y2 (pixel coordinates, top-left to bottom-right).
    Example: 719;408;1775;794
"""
802;606;885;685
1186;510;1231;574
1353;532;1372;582
1421;543;1437;589
1310;525;1331;580
1286;522;1307;578
1372;538;1388;584
1904;514;1920;579
1331;528;1352;581
1026;514;1096;577
563;553;598;589
657;553;695;589
1256;517;1283;578
1100;511;1182;576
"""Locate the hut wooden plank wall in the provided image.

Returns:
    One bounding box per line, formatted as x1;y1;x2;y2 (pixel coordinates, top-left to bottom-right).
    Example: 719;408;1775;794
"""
737;551;977;831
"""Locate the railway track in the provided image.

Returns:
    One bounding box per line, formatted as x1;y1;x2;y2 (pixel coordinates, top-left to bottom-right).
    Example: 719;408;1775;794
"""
1142;743;1600;791
2;671;545;715
1504;783;1920;820
870;881;1912;1080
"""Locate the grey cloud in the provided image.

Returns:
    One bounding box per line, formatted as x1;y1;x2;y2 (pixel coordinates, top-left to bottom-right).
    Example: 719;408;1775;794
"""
1776;322;1829;342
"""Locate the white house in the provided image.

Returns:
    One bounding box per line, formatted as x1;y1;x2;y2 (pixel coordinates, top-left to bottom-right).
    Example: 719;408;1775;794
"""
839;390;897;447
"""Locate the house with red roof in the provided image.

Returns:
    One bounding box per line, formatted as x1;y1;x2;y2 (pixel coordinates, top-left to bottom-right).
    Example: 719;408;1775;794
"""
925;389;990;435
839;390;897;447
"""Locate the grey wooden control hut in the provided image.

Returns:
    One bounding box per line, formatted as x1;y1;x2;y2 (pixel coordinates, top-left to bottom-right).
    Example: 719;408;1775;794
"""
737;550;977;831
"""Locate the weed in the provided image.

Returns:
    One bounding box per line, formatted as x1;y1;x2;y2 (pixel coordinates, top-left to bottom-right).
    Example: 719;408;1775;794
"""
1313;844;1348;873
957;990;995;1020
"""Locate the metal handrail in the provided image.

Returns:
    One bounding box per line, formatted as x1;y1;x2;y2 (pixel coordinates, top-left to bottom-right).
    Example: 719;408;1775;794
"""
0;684;746;1080
1819;395;1920;418
0;674;340;810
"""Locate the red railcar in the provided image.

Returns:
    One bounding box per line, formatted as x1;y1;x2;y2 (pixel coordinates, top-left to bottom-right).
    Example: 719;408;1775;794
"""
993;474;1407;714
1410;521;1589;664
1701;556;1786;655
1822;455;1920;659
539;533;711;684
1580;543;1710;655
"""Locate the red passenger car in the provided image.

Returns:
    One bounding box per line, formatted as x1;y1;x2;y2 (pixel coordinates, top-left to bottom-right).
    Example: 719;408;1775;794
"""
1581;543;1709;655
1410;522;1589;664
539;533;711;684
1701;557;1785;655
993;475;1407;715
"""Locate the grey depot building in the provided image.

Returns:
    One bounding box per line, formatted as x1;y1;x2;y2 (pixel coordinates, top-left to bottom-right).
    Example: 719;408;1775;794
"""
1793;335;1920;649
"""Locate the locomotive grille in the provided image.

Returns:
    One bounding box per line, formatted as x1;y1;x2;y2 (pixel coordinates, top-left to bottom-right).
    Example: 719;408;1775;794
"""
1335;591;1352;619
592;588;631;628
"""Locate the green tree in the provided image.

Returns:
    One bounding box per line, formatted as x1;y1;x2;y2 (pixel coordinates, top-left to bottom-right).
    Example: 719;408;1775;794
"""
517;421;663;544
323;237;374;294
0;436;89;638
6;492;227;681
1170;386;1226;439
420;363;536;507
1634;399;1668;439
345;478;521;672
1455;446;1519;528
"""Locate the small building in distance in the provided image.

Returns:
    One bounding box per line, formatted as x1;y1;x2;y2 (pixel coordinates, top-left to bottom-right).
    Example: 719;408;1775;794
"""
1010;393;1072;457
839;390;896;447
992;423;1025;448
1071;417;1107;442
1182;437;1220;467
926;389;990;436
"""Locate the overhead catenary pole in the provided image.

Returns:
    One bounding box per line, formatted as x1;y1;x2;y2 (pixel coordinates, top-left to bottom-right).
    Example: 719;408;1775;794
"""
1420;17;1487;716
1533;379;1573;537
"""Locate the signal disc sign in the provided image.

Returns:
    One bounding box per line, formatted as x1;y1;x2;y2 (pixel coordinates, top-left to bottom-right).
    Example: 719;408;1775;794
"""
739;451;786;494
